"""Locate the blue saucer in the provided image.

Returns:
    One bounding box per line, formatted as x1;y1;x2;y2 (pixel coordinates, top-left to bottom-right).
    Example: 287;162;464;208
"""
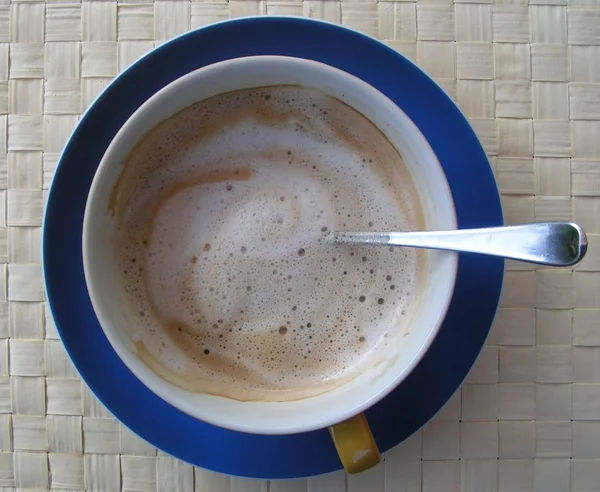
43;17;503;479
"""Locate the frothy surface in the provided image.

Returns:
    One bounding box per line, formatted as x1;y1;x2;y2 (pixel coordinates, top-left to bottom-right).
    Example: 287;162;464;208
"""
111;86;425;401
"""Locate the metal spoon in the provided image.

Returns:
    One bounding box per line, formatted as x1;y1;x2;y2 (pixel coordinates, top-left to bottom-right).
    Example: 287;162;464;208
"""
331;222;587;267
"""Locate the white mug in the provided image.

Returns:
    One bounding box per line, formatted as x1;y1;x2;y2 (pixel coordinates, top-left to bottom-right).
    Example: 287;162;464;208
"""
83;56;457;473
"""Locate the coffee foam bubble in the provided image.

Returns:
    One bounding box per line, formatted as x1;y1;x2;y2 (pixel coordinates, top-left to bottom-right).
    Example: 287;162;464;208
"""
112;86;424;401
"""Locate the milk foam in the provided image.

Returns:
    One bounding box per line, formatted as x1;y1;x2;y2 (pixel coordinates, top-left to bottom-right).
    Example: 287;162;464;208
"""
112;86;424;401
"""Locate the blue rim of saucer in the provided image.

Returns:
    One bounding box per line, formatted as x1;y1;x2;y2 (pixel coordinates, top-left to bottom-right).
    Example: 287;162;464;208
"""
43;17;503;479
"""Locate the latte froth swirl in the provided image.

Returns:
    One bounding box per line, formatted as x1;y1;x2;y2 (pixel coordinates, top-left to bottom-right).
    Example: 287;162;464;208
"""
112;86;425;401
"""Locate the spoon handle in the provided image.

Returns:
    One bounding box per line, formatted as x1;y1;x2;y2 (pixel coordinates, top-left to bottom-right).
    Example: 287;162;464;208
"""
332;222;587;267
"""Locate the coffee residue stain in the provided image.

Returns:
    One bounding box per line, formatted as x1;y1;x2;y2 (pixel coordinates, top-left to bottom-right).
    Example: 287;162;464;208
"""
133;338;350;401
108;168;125;217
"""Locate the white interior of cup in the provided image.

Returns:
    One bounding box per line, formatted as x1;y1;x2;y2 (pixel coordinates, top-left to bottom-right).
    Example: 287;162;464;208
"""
83;56;458;434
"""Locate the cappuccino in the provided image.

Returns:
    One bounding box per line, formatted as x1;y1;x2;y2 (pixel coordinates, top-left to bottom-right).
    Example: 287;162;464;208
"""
110;85;425;401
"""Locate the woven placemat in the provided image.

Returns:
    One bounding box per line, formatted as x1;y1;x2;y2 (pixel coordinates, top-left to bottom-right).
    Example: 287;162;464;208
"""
1;1;599;491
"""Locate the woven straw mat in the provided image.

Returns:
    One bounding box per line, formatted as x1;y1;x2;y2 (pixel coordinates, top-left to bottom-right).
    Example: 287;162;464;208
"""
1;0;599;491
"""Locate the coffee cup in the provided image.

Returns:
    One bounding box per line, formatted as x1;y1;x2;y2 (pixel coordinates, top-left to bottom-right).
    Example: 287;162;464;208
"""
83;56;457;474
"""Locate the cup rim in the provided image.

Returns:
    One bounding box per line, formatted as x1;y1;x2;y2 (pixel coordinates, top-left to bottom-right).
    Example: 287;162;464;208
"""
83;55;458;434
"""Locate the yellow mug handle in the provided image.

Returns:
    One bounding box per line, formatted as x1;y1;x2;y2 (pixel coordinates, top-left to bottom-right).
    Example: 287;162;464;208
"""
329;413;381;474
